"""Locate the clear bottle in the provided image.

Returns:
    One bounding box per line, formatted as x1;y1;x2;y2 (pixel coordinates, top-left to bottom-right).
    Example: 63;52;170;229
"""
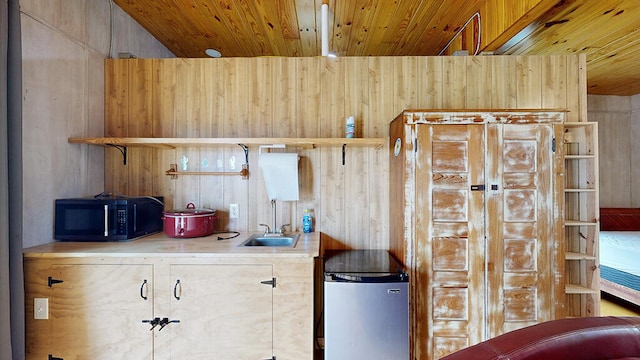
302;209;313;233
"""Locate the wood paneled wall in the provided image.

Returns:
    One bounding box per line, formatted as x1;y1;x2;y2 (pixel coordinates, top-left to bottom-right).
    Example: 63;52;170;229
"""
589;94;640;207
105;55;585;250
19;0;173;248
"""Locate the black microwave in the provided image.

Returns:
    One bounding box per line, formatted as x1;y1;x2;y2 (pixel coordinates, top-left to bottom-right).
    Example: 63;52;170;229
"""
54;194;164;241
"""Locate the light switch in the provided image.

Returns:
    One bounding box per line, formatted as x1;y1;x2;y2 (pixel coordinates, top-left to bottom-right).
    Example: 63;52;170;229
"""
34;298;48;319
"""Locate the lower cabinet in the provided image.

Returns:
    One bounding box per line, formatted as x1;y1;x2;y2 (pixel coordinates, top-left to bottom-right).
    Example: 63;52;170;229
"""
25;263;154;359
24;256;313;360
168;264;273;358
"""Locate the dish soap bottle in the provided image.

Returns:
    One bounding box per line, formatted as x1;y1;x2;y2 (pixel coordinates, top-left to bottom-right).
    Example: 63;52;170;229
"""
302;209;313;233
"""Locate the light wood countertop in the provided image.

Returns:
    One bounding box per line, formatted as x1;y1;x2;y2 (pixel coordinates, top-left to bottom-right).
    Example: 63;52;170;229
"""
23;231;320;258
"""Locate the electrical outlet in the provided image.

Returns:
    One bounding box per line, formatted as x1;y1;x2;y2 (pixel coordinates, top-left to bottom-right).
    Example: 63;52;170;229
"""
34;298;48;319
229;203;239;219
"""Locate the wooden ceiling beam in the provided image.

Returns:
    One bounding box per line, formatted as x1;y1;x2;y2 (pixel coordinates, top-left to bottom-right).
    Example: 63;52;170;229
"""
479;0;560;53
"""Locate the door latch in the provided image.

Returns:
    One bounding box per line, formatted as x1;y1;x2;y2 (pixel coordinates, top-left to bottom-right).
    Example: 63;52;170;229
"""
142;317;161;331
158;317;180;331
143;317;180;331
471;184;499;191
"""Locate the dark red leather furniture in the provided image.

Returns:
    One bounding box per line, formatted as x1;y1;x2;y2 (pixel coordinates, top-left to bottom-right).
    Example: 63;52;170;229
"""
441;316;640;360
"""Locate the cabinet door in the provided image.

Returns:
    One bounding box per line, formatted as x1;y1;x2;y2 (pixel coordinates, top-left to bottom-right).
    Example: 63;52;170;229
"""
168;264;273;359
485;124;558;336
38;264;154;359
414;124;486;359
413;123;560;359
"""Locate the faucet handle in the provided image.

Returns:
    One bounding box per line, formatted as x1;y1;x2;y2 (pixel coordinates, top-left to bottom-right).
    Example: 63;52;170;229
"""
259;223;271;235
278;224;290;234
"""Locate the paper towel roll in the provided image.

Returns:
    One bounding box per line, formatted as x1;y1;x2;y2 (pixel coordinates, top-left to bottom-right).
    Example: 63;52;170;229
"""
259;152;299;201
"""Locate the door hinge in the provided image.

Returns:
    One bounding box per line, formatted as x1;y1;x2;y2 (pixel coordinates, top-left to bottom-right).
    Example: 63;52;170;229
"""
260;278;276;288
552;137;556;152
47;276;64;287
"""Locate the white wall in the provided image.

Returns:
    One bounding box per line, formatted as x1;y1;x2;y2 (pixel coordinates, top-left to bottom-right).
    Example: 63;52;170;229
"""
20;0;174;248
588;94;640;208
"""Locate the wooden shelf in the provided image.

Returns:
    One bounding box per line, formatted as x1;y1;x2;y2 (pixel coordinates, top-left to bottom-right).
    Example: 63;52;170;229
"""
564;155;596;160
69;137;386;149
565;252;597;261
565;220;598;226
565;284;599;294
563;122;600;317
565;188;597;192
564;122;594;128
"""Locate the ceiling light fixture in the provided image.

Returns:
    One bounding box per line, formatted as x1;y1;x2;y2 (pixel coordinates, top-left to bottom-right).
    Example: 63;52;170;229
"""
321;0;329;56
205;48;222;58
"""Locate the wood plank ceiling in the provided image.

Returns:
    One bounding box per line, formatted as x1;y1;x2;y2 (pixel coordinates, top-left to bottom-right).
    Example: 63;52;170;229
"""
114;0;640;96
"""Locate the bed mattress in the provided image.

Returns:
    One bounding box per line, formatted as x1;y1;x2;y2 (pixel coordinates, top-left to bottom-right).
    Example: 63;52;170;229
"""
600;231;640;291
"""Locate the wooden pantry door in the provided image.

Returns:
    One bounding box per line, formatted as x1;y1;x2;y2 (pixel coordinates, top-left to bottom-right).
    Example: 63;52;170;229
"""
414;124;486;360
485;123;558;338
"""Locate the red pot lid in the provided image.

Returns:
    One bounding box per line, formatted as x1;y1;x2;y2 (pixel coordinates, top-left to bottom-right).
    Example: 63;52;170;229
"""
164;202;216;216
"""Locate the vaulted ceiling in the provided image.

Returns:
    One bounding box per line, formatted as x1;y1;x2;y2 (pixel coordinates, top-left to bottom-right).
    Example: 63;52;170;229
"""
114;0;640;96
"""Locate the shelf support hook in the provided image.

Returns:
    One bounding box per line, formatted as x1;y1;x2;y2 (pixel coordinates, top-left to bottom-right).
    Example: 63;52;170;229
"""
238;144;249;179
238;144;249;165
106;144;127;165
342;144;346;166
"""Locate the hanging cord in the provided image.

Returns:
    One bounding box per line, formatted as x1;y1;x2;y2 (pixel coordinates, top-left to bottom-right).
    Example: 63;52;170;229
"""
212;231;240;241
315;307;324;350
314;255;326;350
108;0;114;58
438;12;482;56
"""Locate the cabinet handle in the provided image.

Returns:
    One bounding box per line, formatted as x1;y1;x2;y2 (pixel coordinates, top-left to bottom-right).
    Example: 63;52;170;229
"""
140;279;148;300
48;355;64;360
173;279;181;300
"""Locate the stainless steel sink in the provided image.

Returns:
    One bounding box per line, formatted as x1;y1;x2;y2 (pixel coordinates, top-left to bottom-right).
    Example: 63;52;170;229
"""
240;233;300;247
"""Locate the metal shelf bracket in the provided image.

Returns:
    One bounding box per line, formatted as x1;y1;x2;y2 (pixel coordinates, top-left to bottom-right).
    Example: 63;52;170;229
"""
107;144;127;165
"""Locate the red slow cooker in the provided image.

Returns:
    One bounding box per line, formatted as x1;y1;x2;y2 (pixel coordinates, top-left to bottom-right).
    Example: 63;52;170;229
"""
163;203;217;238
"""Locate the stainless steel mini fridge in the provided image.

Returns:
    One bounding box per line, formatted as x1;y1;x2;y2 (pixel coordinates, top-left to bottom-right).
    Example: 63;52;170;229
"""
324;250;409;359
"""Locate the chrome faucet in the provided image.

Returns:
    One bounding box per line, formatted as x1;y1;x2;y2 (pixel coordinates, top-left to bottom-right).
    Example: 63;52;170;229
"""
271;199;277;233
259;199;289;237
259;223;272;236
278;224;290;234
